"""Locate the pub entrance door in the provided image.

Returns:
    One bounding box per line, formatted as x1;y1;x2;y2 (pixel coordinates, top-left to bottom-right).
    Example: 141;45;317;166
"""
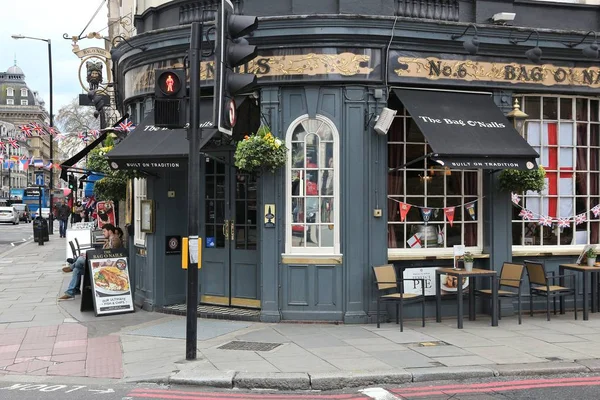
200;153;260;308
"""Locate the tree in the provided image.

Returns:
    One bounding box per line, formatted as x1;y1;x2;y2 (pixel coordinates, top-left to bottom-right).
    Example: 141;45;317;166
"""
54;98;100;161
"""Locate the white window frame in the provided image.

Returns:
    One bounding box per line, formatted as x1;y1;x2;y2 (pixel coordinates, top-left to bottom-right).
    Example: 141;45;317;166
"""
6;88;14;97
20;88;28;97
284;114;341;256
134;177;147;246
6;99;14;105
21;100;28;106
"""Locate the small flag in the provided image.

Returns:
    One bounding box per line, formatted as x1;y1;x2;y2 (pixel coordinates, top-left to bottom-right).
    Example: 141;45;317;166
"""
399;202;411;222
30;123;44;135
465;201;477;220
118;119;134;132
89;129;99;138
511;192;521;205
47;126;56;136
575;213;587;225
407;233;422;249
33;158;44;167
19;125;33;137
444;207;455;227
557;218;570;228
421;207;433;223
0;141;5;151
519;209;534;220
437;226;445;245
592;205;600;218
7;139;19;149
538;215;553;227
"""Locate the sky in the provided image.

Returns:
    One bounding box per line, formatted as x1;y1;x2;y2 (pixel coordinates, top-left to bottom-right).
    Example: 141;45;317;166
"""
0;0;110;116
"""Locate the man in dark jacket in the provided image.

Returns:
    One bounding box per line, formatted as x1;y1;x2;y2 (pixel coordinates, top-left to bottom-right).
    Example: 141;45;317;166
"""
57;202;70;238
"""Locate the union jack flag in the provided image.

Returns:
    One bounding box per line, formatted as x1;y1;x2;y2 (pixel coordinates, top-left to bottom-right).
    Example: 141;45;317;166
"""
7;139;19;149
538;215;553;227
47;126;56;136
0;141;5;151
118;119;134;132
77;132;89;142
592;205;600;218
89;129;99;138
30;123;44;135
575;213;587;225
19;125;33;137
511;192;521;205
518;209;534;220
557;218;571;228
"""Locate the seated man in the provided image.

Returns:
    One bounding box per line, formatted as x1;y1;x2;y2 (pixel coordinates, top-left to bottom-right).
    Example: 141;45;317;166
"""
59;223;121;300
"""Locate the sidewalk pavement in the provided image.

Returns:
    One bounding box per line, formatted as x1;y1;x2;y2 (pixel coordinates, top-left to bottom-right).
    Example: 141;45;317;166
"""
2;235;600;390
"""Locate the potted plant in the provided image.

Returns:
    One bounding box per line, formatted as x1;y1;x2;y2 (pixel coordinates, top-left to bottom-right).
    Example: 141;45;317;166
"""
498;166;546;194
463;252;474;272
587;247;597;267
234;126;288;175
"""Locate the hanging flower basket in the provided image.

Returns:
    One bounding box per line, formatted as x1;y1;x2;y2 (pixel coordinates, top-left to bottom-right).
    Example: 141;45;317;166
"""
234;126;287;174
498;166;546;193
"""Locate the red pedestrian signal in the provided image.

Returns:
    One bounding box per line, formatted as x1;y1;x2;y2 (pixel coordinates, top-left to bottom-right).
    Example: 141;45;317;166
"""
157;70;182;96
154;68;186;128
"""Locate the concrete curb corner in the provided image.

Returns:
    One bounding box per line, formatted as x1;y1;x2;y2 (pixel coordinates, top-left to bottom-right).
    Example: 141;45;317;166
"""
491;362;589;377
234;372;310;390
310;371;412;391
170;370;235;388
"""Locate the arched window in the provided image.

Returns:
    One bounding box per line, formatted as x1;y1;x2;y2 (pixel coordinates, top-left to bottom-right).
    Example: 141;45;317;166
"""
285;115;340;255
20;88;28;97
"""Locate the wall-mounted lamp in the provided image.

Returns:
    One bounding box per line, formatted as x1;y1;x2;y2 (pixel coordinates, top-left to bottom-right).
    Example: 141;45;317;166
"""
373;107;397;135
510;30;542;64
451;24;479;55
506;98;528;135
563;31;599;59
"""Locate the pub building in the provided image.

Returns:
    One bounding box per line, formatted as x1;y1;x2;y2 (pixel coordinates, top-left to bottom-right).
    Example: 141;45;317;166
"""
106;0;600;322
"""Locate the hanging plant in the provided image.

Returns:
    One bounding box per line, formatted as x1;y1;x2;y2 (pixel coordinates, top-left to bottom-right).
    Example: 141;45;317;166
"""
234;125;288;174
498;166;546;193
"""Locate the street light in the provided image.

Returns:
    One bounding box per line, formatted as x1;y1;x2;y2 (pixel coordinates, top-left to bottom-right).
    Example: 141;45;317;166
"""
12;34;55;235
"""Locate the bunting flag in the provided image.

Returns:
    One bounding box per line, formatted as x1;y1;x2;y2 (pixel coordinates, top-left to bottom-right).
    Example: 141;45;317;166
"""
421;207;433;223
592;205;600;218
7;139;19;149
118;118;134;132
43;161;53;170
89;129;99;138
19;125;33;137
557;218;570;228
511;192;521;205
399;202;411;222
519;209;534;220
47;126;56;136
575;213;587;225
0;141;5;151
444;206;455;227
32;158;44;168
30;123;44;136
465;201;477;220
407;233;422;248
538;215;553;227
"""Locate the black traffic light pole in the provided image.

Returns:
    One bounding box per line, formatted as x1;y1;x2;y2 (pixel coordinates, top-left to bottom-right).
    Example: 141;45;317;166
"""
186;21;203;361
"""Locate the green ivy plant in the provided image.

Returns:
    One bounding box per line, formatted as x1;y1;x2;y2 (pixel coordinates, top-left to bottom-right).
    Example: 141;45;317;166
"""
234;125;287;174
498;166;546;193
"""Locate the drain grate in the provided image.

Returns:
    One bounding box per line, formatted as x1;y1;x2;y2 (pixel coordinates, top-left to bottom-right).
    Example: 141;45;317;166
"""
218;341;282;352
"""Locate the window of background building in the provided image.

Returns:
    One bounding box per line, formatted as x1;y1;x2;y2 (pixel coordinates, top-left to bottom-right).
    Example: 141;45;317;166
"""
387;102;482;255
6;99;14;105
513;95;600;248
285;115;340;255
20;88;27;97
134;178;147;246
21;100;28;106
6;88;14;97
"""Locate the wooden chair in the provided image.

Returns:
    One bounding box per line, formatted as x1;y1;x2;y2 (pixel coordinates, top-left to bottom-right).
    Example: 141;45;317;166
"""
524;260;577;321
475;262;525;324
372;265;425;332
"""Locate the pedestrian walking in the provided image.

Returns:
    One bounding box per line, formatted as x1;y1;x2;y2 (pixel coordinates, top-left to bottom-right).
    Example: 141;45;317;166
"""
57;201;70;238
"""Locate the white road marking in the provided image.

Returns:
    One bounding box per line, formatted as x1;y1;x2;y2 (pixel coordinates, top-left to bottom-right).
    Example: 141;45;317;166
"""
359;387;401;400
89;389;115;394
0;384;114;394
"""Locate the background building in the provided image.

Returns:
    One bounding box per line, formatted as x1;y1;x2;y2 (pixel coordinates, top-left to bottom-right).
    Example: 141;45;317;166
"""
107;0;600;322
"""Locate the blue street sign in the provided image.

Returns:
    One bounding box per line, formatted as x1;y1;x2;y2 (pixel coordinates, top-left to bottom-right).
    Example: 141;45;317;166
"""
35;171;44;187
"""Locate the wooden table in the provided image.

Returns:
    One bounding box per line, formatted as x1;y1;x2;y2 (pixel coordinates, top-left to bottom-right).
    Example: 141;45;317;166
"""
559;263;600;321
435;267;498;329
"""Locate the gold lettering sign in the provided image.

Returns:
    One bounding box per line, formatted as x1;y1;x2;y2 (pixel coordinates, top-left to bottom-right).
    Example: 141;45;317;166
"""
395;57;600;88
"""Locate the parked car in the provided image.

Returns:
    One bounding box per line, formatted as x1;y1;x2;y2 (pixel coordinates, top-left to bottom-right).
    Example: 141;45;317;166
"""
0;206;19;225
12;203;31;223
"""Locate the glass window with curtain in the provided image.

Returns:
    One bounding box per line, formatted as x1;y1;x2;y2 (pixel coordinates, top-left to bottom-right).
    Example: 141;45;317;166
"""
513;96;600;247
286;116;340;255
387;101;482;253
134;178;147;247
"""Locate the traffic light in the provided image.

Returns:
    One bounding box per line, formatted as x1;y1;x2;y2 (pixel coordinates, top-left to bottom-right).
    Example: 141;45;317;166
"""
154;69;186;128
214;0;258;135
68;174;76;190
87;90;110;119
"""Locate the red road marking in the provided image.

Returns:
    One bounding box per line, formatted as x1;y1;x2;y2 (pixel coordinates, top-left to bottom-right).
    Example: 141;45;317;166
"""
392;375;600;398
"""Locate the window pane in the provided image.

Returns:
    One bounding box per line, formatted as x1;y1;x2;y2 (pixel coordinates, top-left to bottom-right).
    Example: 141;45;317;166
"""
524;96;541;119
560;98;573;120
292;143;305;167
292;198;304;223
591;100;599;122
576;98;588;121
543;97;558;120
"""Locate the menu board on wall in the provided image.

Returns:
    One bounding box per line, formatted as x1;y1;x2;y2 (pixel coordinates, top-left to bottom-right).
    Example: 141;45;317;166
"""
403;267;469;297
87;249;134;316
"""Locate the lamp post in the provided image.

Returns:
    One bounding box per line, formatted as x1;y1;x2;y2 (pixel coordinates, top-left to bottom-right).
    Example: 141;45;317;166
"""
506;98;528;135
11;34;54;234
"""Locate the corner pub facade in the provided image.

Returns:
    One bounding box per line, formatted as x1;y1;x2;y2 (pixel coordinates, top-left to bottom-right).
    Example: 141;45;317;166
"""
107;0;600;322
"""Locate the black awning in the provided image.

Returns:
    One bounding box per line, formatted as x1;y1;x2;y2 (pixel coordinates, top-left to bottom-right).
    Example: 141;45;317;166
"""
60;132;108;181
392;89;539;170
106;103;218;170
